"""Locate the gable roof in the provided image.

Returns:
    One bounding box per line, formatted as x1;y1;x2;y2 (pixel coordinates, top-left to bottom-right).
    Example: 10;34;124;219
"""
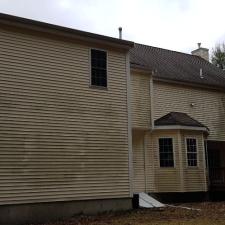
154;112;207;128
0;13;134;50
130;43;225;90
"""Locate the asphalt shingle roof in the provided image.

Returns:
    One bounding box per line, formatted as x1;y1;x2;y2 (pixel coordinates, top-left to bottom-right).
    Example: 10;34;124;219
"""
130;43;225;89
154;112;207;128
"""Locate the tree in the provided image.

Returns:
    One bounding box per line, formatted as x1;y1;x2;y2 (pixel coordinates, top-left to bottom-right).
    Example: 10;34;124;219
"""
211;43;225;70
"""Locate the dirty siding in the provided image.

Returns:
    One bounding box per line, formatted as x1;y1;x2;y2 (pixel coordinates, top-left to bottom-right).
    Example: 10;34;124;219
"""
0;26;130;204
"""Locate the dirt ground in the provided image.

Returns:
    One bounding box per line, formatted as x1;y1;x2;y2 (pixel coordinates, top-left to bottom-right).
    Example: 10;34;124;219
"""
35;202;225;225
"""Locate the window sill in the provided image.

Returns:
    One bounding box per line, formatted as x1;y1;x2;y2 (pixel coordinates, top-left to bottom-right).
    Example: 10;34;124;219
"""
159;167;176;169
89;85;108;91
186;166;199;169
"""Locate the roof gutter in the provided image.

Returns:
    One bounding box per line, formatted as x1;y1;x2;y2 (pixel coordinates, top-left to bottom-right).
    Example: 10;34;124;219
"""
153;77;225;93
0;13;134;50
130;64;225;93
154;125;209;134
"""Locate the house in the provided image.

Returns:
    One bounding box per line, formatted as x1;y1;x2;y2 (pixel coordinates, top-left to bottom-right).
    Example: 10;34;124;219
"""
0;13;225;224
130;43;225;201
0;13;133;225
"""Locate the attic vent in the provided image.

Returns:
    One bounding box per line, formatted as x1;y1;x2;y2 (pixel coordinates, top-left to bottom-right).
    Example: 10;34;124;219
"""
200;68;204;79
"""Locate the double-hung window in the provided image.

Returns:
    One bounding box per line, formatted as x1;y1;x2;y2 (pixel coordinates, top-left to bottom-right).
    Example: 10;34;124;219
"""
186;138;198;167
91;49;107;87
158;138;174;167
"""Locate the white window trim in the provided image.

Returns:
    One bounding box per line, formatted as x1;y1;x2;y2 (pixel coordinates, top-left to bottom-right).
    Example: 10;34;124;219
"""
158;137;176;169
185;137;199;168
89;48;108;89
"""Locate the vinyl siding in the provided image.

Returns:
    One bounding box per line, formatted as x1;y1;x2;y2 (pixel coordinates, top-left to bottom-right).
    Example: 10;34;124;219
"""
154;81;225;141
151;130;182;192
0;27;130;205
132;131;145;193
131;72;151;129
181;131;207;192
132;130;207;193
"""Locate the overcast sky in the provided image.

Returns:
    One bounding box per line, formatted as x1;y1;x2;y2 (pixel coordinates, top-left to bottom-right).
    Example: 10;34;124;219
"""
0;0;224;54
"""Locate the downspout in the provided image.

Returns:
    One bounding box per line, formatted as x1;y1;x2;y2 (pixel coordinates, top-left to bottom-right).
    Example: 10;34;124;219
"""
203;135;210;191
149;70;156;190
150;71;155;131
126;52;133;197
143;132;148;193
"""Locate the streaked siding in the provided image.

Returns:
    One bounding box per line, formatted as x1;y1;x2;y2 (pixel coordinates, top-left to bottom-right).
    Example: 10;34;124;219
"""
131;73;151;129
132;131;145;193
0;27;130;205
154;81;225;141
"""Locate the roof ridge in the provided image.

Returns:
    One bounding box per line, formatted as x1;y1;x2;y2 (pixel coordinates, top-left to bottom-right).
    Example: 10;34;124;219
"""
134;42;211;63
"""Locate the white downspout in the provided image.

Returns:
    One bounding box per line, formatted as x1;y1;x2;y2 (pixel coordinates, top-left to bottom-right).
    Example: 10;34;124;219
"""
150;71;155;131
148;70;156;192
126;52;133;197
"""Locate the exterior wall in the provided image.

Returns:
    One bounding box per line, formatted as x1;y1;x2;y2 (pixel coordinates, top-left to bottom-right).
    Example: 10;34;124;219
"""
154;81;225;141
151;130;182;192
0;26;130;205
132;130;207;193
131;72;151;129
181;131;207;192
132;130;145;193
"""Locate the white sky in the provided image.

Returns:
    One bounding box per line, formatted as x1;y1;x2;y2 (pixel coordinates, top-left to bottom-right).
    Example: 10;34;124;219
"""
0;0;224;53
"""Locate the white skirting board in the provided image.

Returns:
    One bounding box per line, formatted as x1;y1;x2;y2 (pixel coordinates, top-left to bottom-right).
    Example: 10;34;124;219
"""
138;192;165;208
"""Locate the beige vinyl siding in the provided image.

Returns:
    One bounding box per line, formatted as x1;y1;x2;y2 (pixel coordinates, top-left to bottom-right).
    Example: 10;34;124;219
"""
151;130;207;193
181;132;207;192
0;27;130;205
132;131;145;193
132;130;207;193
151;130;181;192
131;72;151;129
154;81;225;141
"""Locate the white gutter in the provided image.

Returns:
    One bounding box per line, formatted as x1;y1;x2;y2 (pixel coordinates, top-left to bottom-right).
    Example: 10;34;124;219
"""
126;52;133;197
154;125;209;133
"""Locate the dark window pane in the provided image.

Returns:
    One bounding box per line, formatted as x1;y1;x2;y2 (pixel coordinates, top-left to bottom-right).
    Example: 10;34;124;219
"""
186;138;197;167
159;138;174;168
91;49;107;87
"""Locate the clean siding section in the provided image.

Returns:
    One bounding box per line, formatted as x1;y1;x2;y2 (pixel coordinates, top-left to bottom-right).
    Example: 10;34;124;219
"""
151;130;181;192
0;28;130;204
154;81;225;141
131;73;151;129
181;132;207;192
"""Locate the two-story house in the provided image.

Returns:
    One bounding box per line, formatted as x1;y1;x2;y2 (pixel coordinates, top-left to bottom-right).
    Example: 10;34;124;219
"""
0;13;225;225
0;13;134;225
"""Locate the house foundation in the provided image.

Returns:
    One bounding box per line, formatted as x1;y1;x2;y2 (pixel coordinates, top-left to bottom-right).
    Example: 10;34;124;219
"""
0;198;132;225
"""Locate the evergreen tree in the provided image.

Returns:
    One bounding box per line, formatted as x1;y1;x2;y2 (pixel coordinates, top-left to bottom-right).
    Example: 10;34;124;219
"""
212;43;225;69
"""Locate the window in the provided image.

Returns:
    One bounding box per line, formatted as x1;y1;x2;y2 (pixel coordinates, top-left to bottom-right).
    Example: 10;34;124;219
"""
91;49;107;87
186;138;198;167
159;138;174;167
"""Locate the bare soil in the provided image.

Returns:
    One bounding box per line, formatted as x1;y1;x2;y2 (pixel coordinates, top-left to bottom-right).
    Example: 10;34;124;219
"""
34;202;225;225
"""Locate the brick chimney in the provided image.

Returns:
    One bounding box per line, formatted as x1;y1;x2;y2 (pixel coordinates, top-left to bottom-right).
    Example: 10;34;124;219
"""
191;43;209;61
